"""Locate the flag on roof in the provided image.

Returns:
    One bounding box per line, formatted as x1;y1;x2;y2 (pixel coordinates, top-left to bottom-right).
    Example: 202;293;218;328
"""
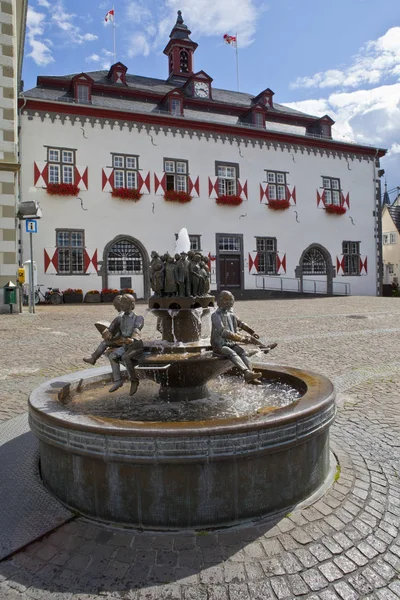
105;9;114;22
223;34;237;46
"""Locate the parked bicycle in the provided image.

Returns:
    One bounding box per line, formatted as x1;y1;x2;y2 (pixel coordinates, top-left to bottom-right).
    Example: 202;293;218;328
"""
22;284;63;305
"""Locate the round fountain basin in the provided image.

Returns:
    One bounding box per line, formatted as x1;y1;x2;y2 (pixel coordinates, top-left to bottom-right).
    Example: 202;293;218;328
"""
28;364;336;529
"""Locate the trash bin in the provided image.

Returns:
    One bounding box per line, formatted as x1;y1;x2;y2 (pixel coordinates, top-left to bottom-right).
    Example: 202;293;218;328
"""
3;281;17;313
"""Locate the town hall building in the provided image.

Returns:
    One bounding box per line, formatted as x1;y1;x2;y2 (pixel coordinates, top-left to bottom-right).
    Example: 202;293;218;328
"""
19;11;386;300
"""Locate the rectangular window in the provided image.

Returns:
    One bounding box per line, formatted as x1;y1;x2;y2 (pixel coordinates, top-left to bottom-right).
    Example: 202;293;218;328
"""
390;232;397;244
218;236;240;252
217;164;237;196
254;112;264;128
56;229;84;274
77;84;90;103
323;177;341;205
170;98;181;115
164;158;188;192
111;154;139;189
342;241;360;276
256;237;277;275
49;164;60;184
383;234;389;244
47;147;76;184
388;264;394;275
189;235;201;251
265;171;287;201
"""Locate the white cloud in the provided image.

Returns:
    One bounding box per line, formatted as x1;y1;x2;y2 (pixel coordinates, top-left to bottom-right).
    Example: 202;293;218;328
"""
85;48;113;69
37;0;50;7
50;1;98;44
291;27;400;90
26;7;54;66
124;0;260;59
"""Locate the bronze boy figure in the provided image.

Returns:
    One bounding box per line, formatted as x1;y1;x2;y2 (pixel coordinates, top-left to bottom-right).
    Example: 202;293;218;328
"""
211;290;276;384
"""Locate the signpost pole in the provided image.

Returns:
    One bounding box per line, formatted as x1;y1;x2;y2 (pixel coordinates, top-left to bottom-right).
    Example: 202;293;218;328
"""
29;230;35;314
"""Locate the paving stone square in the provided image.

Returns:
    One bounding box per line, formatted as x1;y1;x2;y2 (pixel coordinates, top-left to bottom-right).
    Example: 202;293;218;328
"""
1;297;400;598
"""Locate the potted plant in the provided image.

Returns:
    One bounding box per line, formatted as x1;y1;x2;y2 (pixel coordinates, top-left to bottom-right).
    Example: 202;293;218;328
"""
216;194;243;206
111;188;143;201
101;288;120;303
46;183;80;197
120;288;136;299
84;290;101;303
164;190;192;203
63;288;83;303
325;204;347;215
268;199;290;211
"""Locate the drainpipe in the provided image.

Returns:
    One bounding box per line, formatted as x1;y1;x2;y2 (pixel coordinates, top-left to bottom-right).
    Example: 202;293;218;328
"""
373;149;383;297
16;94;27;313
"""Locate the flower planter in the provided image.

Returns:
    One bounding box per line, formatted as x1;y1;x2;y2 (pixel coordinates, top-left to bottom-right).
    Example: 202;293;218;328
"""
216;195;243;206
268;199;290;211
84;293;101;303
324;205;347;215
164;190;192;203
46;184;80;197
63;293;83;304
111;188;143;201
101;292;119;303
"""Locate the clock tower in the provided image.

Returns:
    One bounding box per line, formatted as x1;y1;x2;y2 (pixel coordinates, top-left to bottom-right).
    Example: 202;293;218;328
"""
163;10;198;80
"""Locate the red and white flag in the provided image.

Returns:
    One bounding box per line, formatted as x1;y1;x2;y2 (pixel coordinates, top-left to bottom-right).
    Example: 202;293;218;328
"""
223;34;237;46
105;9;114;22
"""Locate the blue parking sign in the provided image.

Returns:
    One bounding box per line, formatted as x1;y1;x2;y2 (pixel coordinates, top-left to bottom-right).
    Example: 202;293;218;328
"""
26;220;38;233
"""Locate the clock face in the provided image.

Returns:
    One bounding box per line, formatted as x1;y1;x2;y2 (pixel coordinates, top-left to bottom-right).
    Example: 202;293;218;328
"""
194;82;210;98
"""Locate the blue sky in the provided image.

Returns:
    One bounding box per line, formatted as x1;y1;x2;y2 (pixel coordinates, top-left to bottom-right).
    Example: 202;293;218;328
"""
23;0;400;199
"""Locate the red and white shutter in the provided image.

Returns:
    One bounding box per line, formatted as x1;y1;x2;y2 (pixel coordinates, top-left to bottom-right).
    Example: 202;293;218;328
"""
44;248;58;274
237;179;248;201
208;176;219;199
341;192;350;208
102;167;114;192
138;171;150;194
286;185;296;205
317;190;326;207
188;175;200;198
84;249;98;274
34;162;49;188
360;256;368;275
336;256;345;275
154;172;166;195
75;165;88;191
276;254;287;275
260;183;268;203
248;252;259;274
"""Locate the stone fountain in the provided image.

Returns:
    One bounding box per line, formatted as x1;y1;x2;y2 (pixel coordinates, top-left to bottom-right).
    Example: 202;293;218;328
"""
28;230;336;529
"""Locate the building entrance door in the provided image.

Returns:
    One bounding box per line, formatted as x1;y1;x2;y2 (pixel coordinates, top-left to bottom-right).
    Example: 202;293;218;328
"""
219;255;241;288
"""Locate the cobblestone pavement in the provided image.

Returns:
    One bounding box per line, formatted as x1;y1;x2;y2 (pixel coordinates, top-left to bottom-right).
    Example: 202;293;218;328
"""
1;296;400;599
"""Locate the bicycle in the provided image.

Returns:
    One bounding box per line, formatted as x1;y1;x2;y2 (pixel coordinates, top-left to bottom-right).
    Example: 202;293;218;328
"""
22;284;63;305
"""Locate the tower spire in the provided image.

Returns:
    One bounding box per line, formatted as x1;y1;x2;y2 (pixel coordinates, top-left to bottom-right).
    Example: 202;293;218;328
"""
163;10;198;79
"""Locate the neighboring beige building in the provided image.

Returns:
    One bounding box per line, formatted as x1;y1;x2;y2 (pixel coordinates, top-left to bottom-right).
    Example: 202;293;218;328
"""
382;203;400;288
0;0;27;311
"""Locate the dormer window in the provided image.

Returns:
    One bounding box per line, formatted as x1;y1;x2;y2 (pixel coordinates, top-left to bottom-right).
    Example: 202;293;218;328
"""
253;111;265;129
107;62;128;85
76;84;90;103
253;88;274;109
321;123;331;138
170;97;182;116
71;74;93;104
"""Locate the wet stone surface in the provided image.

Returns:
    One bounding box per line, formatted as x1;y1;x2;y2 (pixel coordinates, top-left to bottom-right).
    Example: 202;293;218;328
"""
1;297;400;598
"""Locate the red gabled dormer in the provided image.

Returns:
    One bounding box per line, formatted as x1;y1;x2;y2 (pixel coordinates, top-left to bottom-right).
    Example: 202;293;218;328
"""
182;71;213;99
107;62;128;85
71;73;94;104
253;88;275;109
239;103;267;128
160;88;185;116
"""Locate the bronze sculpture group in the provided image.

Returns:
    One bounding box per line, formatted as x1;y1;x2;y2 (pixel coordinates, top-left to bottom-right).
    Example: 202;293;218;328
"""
84;256;277;394
150;250;211;297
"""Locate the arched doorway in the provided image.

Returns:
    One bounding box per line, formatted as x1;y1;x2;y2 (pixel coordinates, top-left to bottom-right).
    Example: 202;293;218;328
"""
296;244;335;296
101;235;150;300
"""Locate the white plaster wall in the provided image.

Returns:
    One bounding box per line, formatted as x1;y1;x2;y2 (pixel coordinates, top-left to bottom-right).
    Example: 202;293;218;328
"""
20;112;378;297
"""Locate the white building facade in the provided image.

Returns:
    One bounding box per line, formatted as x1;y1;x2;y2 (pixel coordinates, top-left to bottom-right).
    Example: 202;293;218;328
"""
20;12;385;300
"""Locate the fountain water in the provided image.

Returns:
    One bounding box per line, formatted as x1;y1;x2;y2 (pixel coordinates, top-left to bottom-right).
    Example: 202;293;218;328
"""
28;243;336;529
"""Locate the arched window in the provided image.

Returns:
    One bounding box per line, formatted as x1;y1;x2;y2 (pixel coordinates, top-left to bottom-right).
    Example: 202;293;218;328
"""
180;50;189;72
302;248;326;275
107;239;143;274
